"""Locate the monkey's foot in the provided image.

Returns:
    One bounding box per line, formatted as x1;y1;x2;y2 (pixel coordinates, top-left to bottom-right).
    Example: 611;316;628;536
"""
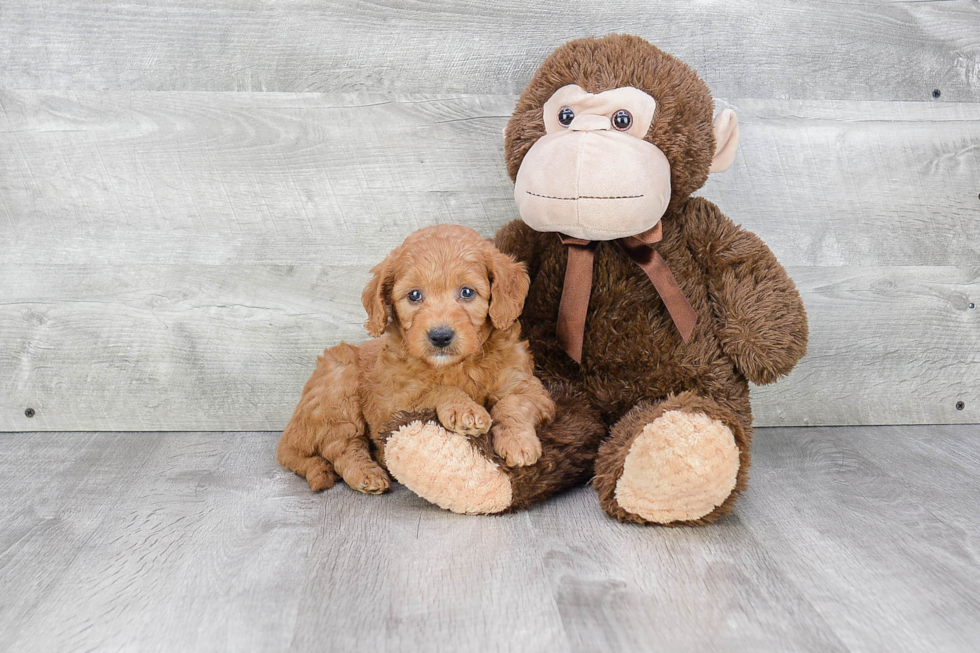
595;394;746;526
385;420;513;515
617;411;738;523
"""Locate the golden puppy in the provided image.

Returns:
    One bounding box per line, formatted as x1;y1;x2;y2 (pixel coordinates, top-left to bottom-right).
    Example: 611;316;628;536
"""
276;224;556;494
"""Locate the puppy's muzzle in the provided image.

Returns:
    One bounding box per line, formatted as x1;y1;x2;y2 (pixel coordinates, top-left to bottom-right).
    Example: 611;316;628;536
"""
427;326;455;349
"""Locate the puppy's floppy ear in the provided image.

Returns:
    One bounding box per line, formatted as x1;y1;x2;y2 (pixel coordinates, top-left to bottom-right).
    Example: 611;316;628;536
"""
362;252;396;338
486;244;530;330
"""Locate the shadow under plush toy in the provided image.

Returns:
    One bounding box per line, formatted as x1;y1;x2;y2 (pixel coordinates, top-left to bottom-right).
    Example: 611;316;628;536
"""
383;34;809;525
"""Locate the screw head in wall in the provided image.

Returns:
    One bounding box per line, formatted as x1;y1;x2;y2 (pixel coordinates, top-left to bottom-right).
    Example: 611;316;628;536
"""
956;401;966;410
25;407;35;418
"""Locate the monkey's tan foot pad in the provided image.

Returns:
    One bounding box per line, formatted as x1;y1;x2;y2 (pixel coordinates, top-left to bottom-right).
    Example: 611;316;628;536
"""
615;410;739;524
385;420;513;515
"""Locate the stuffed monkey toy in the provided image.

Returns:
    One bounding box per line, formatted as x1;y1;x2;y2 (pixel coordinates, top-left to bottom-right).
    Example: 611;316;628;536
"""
381;35;808;525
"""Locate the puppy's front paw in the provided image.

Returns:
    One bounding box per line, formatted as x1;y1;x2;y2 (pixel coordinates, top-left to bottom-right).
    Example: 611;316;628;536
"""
343;463;392;495
438;402;492;436
492;425;542;467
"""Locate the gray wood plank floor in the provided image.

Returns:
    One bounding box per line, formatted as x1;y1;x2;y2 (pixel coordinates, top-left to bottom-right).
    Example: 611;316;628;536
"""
1;426;978;652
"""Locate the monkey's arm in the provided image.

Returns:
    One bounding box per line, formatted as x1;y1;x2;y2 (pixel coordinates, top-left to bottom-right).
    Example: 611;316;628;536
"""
494;219;542;282
687;199;808;385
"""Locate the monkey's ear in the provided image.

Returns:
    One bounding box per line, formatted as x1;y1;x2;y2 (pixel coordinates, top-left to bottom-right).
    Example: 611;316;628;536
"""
709;109;740;173
486;246;530;330
362;255;395;337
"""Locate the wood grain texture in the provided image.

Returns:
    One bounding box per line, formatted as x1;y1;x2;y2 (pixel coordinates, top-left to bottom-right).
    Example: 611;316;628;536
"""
2;92;977;268
1;0;979;101
754;265;980;427
2;90;978;429
2;426;979;652
1;263;977;431
744;425;980;652
705;99;980;268
0;91;514;267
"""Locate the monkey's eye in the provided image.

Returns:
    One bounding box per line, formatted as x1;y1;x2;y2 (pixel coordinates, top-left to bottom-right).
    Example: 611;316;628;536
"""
407;290;423;303
558;107;575;126
613;110;633;131
459;287;476;300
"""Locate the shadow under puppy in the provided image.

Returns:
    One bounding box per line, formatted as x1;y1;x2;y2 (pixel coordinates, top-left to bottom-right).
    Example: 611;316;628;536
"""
277;224;556;494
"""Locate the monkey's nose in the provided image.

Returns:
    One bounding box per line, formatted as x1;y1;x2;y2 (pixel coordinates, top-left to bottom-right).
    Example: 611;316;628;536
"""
427;326;455;349
568;114;611;131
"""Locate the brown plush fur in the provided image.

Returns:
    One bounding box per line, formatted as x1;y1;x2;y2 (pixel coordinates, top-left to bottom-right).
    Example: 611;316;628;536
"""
592;392;750;526
504;34;716;215
380;382;606;511
494;35;809;524
373;35;807;524
303;35;807;526
276;225;556;492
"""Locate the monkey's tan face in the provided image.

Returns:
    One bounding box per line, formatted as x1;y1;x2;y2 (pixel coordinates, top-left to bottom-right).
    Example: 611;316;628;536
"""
513;84;672;241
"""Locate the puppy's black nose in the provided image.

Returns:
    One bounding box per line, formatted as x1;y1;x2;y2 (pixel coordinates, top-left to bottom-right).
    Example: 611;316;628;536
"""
427;326;455;349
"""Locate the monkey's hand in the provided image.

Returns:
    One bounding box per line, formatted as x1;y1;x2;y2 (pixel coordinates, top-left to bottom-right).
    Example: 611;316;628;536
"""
710;229;808;384
688;199;809;385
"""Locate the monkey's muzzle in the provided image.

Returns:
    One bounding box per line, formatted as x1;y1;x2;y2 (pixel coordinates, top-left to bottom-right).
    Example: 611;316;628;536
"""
514;129;672;241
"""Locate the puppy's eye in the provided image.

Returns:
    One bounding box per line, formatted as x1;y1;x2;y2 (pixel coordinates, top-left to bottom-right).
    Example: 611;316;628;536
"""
459;287;476;300
613;109;632;131
558;107;574;126
407;290;423;303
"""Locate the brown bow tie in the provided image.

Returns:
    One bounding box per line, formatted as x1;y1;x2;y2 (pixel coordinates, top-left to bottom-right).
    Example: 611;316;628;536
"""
556;222;698;364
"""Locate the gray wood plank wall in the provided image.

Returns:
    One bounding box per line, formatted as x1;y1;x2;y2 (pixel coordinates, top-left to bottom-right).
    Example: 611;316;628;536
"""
1;1;978;431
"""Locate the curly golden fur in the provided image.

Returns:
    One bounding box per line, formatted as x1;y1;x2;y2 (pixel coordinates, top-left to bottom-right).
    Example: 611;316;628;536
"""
276;225;556;493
